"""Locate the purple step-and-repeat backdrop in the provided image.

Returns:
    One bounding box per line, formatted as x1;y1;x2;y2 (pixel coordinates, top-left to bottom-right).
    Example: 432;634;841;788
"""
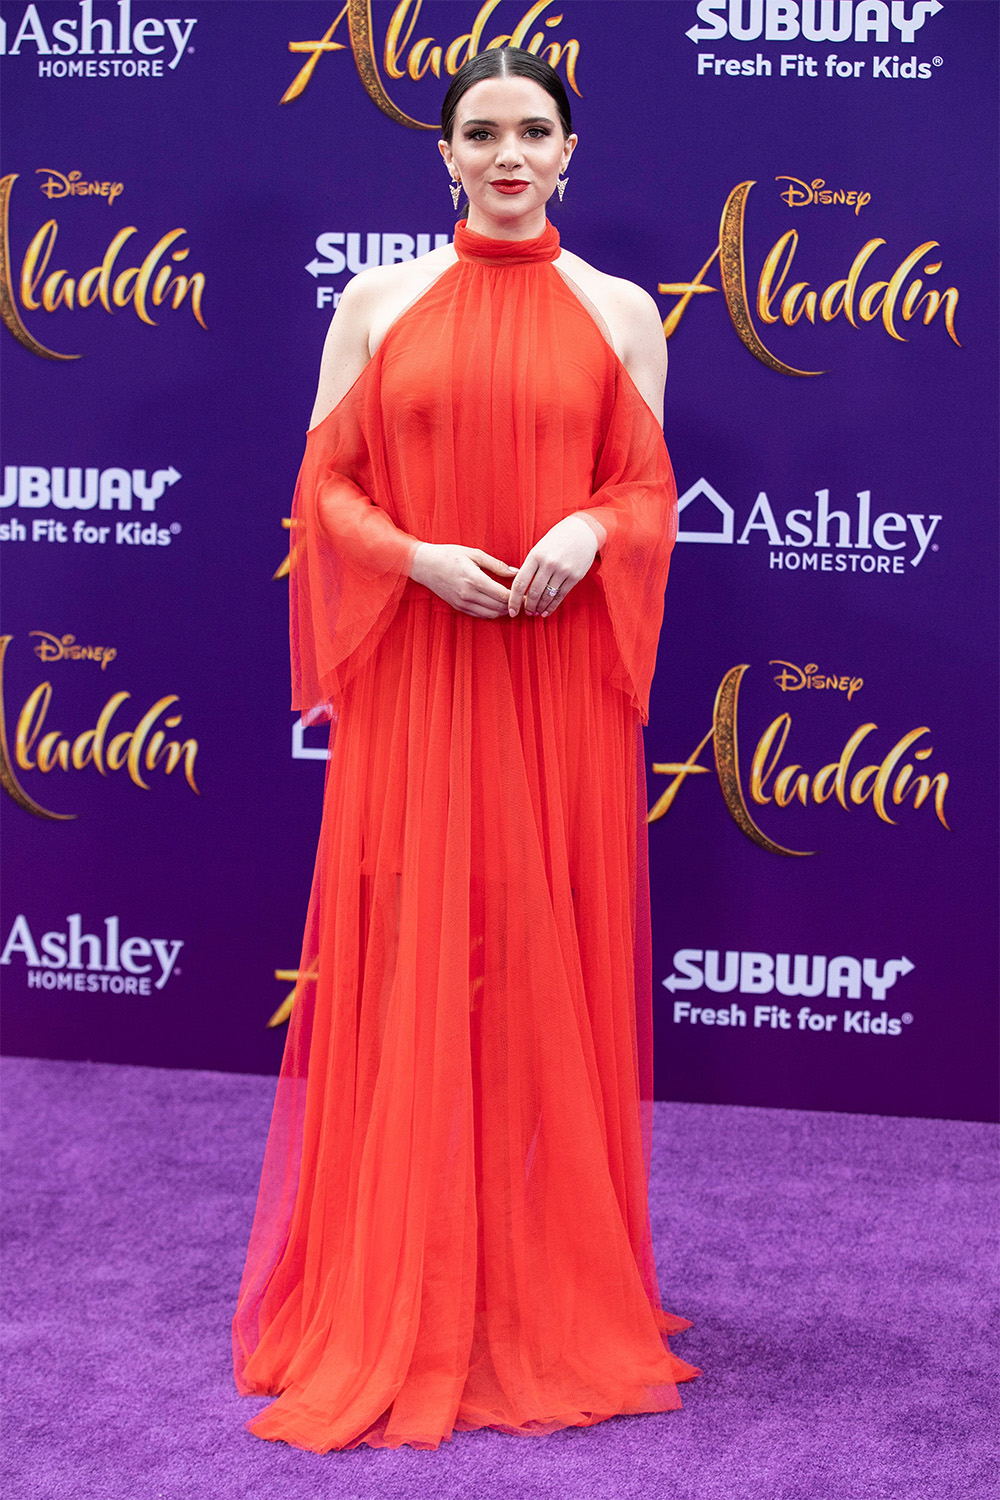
2;1;996;1121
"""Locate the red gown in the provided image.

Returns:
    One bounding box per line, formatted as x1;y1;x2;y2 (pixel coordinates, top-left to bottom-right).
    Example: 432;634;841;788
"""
232;217;700;1452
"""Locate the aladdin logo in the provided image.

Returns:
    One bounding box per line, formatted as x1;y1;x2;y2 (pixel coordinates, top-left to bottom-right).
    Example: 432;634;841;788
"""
38;168;124;205
685;1;943;44
0;1;197;75
310;230;452;308
676;479;940;572
282;0;580;126
0;634;200;821
658;180;960;375
647;663;950;856
1;913;183;993
0;173;207;361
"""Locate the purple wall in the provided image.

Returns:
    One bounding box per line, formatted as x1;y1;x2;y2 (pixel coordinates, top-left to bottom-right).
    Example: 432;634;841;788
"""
2;0;996;1120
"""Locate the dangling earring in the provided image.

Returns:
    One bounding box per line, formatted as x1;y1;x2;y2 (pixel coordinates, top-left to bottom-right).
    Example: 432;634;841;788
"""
556;174;568;202
449;177;462;209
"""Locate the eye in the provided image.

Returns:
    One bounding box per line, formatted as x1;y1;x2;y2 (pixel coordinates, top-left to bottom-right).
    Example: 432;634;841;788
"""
525;127;551;138
466;129;492;141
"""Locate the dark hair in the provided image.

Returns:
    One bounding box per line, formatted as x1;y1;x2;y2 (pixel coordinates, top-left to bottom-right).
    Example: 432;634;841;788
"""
440;46;573;142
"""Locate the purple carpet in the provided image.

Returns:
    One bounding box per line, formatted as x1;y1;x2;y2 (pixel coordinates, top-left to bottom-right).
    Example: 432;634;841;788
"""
1;1056;996;1500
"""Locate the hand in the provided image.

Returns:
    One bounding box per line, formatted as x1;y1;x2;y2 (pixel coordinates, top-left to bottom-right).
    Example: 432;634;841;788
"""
508;516;600;618
409;543;518;618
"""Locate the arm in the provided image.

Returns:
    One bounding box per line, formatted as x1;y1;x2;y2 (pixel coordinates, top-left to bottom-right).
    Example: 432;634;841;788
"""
508;284;672;621
309;273;375;431
315;274;517;615
573;282;668;550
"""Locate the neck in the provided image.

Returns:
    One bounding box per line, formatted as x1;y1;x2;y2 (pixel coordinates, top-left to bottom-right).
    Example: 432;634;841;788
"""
463;204;549;242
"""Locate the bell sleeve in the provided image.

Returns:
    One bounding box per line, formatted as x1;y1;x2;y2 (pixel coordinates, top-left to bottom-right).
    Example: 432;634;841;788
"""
572;362;678;724
289;385;423;726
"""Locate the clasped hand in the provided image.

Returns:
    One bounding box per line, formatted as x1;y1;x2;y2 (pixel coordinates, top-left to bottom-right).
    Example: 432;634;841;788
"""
409;515;603;621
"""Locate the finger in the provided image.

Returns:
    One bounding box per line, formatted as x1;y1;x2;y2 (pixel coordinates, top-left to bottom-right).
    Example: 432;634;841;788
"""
508;560;538;615
470;579;512;609
540;579;568;616
462;589;513;618
526;572;563;614
473;552;518;577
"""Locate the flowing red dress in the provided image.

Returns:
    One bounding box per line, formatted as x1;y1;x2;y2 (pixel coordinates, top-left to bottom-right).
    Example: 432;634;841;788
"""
232;217;700;1452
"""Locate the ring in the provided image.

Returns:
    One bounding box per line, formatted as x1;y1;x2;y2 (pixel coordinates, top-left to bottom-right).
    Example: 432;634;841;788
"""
544;584;559;595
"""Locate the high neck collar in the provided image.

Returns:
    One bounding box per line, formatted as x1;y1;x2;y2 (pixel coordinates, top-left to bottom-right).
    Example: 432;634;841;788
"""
453;218;560;265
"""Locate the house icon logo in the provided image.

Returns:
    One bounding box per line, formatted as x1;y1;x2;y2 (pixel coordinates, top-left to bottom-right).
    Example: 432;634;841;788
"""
676;479;734;545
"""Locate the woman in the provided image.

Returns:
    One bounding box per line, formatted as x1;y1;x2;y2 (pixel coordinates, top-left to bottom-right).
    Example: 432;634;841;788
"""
233;46;700;1453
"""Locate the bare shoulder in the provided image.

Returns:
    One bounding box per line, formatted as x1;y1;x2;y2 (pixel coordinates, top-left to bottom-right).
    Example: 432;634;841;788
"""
555;246;667;420
557;247;660;323
308;245;458;429
351;242;456;310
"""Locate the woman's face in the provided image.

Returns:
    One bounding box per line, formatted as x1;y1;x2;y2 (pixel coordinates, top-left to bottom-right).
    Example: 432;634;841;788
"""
439;75;576;228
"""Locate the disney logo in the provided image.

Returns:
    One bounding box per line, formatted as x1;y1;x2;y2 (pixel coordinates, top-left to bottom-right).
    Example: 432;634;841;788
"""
36;169;124;205
776;177;871;216
30;633;117;671
771;660;863;700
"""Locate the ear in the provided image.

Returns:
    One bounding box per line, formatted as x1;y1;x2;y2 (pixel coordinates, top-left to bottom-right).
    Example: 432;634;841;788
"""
561;133;578;173
438;138;453;171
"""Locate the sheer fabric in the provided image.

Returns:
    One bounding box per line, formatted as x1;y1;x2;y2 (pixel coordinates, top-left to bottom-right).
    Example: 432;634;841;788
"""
232;218;699;1452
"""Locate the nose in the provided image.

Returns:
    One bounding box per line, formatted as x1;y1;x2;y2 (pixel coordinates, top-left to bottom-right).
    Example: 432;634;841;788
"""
494;132;525;170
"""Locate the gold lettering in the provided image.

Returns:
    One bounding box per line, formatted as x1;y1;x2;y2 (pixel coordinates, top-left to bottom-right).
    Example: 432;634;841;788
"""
384;0;422;76
906;772;949;826
647;663;950;849
406;35;441;78
718;181;825;379
36;732;69;773
539;37;579;92
70;693;130;773
94;226;138;315
871;727;932;825
858;278;889;323
781;283;816;325
41;270;75;311
347;0;436;129
1;176;78;354
15;683;52;771
902;277;961;346
648;727;714;821
849;763;880;804
658;247;720;340
19;219;58;311
444;0;503;72
284;0;579;124
712;665;812;856
811;724;878;807
107;730;131;772
76;265;102;307
509;0;554;47
0;638;75;818
749;713;792;805
127;696;179;790
818;239;885;326
880;240;938;342
282;4;350;104
757;230;797;324
773;765;809;807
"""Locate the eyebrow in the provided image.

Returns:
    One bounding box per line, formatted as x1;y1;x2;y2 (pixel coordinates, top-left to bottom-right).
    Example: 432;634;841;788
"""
461;116;554;127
